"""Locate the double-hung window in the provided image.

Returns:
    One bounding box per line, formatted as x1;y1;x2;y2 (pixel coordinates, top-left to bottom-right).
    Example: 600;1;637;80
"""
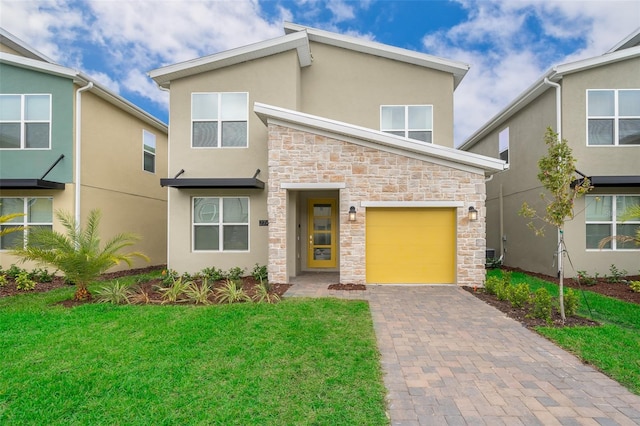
143;130;156;173
193;197;249;251
192;92;248;147
587;89;640;145
586;195;640;250
0;94;51;149
381;105;433;143
0;197;53;249
498;127;509;163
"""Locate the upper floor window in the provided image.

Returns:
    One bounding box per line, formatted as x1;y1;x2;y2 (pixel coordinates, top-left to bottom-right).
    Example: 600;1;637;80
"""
498;127;509;163
143;130;156;173
192;92;248;148
0;94;51;149
381;105;433;143
193;197;249;251
0;197;53;250
587;89;640;145
586;195;640;250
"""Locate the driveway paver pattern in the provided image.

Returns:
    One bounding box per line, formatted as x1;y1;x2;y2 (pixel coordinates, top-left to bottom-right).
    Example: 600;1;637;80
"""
287;276;640;425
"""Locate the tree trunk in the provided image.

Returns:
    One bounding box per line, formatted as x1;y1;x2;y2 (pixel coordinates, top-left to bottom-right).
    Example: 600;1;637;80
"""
558;231;566;323
74;284;92;301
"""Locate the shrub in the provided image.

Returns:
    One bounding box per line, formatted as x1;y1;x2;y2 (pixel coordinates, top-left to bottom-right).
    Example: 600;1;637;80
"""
29;268;54;283
508;283;531;308
0;274;8;287
6;264;25;280
15;271;36;291
161;269;179;287
253;281;280;303
184;279;213;305
530;288;553;325
629;281;640;293
128;284;152;305
484;276;503;296
216;279;251;304
95;281;131;304
201;266;224;282
607;264;627;283
563;288;580;317
251;264;268;284
576;270;597;286
159;276;191;304
226;267;245;281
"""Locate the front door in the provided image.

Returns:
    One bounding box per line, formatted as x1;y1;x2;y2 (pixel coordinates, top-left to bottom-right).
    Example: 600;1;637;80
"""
307;199;337;268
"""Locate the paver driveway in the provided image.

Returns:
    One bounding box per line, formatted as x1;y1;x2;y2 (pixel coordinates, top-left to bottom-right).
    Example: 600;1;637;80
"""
287;277;640;425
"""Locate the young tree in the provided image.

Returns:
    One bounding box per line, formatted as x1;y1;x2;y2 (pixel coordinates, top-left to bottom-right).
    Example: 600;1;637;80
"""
519;127;592;321
11;209;149;301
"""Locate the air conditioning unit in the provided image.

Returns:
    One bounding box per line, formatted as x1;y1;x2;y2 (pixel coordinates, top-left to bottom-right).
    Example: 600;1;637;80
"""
486;248;496;259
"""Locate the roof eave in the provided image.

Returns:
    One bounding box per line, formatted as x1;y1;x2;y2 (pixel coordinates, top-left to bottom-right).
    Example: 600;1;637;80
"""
255;102;506;174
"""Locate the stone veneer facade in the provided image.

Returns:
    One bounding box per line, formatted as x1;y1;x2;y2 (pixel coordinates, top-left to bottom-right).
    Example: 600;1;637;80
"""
267;124;487;287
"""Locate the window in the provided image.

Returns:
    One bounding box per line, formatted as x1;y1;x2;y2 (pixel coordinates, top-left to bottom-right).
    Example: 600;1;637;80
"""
143;130;156;173
587;89;640;145
193;197;249;251
0;197;53;249
381;105;433;143
0;94;51;149
498;127;509;163
586;195;640;250
192;92;248;148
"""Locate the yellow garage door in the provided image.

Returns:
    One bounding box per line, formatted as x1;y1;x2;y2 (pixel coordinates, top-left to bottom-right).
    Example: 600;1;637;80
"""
366;208;456;284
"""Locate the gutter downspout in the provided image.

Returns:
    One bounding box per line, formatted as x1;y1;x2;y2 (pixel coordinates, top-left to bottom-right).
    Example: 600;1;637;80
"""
75;81;93;227
543;77;562;277
157;83;171;269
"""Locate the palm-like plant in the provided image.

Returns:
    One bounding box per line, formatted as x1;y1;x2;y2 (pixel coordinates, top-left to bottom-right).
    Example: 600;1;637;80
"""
0;212;25;238
11;209;149;301
599;205;640;249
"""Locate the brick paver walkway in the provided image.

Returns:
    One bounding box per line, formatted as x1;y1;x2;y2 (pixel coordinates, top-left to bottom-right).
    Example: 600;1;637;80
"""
286;276;640;425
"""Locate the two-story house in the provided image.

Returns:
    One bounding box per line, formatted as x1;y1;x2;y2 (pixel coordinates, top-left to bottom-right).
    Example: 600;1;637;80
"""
149;23;506;286
0;28;169;271
460;28;640;278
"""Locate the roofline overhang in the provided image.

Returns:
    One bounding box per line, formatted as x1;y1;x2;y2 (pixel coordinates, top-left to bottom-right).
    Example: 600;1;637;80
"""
148;31;312;88
459;45;640;151
0;27;56;63
0;179;65;190
0;52;80;81
254;102;507;175
284;22;470;89
160;177;265;189
607;26;640;53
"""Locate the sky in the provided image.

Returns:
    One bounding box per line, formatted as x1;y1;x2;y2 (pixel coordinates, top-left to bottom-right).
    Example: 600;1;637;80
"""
1;0;639;146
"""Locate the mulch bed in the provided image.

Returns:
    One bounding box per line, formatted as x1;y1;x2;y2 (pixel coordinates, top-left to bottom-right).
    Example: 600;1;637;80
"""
464;267;639;329
328;283;366;291
1;266;291;307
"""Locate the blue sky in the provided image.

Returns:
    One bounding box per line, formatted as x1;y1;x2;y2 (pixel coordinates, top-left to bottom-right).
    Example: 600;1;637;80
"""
1;0;639;146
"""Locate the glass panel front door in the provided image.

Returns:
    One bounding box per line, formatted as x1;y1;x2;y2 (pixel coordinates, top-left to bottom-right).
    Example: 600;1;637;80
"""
308;199;337;268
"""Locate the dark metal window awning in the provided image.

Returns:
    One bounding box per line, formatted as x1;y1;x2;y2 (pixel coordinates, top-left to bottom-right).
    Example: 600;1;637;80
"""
160;169;265;189
0;154;66;190
572;171;640;188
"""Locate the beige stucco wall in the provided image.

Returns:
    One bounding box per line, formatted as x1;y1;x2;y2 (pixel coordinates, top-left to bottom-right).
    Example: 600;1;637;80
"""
79;91;168;270
164;51;301;274
300;42;456;147
267;124;486;286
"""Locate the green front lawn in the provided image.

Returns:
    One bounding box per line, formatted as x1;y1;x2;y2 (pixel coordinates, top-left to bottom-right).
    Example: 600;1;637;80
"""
0;281;388;425
488;269;640;395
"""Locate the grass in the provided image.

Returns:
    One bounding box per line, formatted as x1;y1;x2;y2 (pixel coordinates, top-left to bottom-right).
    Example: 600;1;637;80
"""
488;269;640;395
0;276;388;425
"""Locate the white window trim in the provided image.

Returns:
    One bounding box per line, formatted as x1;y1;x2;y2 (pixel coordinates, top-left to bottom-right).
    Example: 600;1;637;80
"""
380;104;433;143
142;129;156;174
190;92;249;149
586;89;640;147
192;196;250;252
0;197;53;250
0;94;52;150
585;194;640;251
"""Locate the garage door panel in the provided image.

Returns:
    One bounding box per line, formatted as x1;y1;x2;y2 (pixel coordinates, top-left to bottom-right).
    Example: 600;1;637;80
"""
366;208;456;284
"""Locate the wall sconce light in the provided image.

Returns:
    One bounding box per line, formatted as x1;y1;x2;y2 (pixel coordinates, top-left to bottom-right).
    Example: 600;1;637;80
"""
468;206;478;222
348;206;357;222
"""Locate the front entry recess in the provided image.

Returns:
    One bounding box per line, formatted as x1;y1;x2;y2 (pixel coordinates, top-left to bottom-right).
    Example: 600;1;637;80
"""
308;199;337;268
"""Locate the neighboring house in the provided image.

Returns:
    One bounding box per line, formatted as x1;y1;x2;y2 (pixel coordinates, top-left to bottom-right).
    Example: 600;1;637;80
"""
460;28;640;278
149;23;506;286
0;28;168;271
